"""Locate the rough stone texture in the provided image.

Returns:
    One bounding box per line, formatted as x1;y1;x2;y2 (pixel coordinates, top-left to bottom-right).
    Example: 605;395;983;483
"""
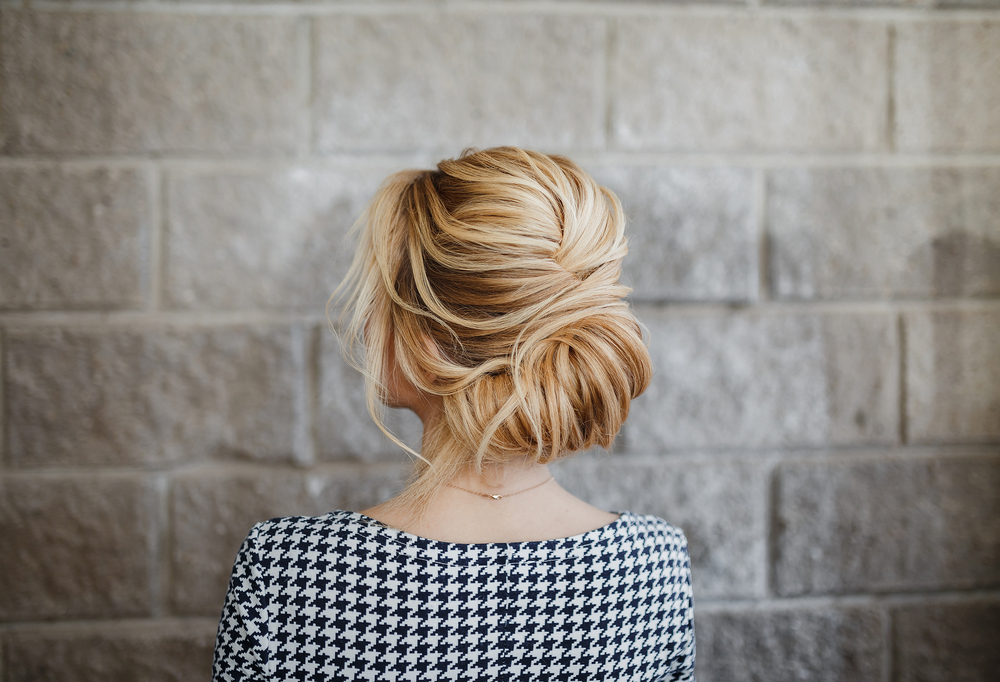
7;325;302;468
317;330;424;462
0;166;148;310
315;15;604;152
772;0;1000;5
768;168;1000;300
895;601;1000;682
589;165;755;302
907;310;1000;443
765;0;1000;5
0;474;154;620
0;11;301;154
555;456;768;600
1;331;5;469
4;620;217;682
896;21;1000;152
0;2;996;677
629;310;898;450
774;453;1000;596
765;0;922;4
165;165;395;310
169;466;404;615
613;17;887;151
695;606;884;682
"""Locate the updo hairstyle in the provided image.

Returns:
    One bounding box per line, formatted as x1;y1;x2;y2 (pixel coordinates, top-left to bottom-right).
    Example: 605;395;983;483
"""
335;147;651;506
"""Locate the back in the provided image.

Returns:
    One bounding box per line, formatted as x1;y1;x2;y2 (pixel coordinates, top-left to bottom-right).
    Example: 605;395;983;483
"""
213;511;696;681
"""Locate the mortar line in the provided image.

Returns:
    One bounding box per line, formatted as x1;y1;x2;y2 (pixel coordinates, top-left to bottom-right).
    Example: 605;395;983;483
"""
765;459;780;598
158;472;174;617
149;472;170;618
602;17;616;152
9;594;1000;629
0;154;433;171
5;152;1000;170
146;163;164;312
0;310;328;327
694;588;1000;612
310;16;322;156
308;324;322;467
298;16;314;159
607;444;1000;465
1;459;412;478
754;168;769;302
0;328;7;471
0;616;223;632
628;298;1000;314
21;1;1000;22
1;297;999;328
292;323;317;467
898;312;908;445
886;23;897;154
885;606;896;682
6;444;998;479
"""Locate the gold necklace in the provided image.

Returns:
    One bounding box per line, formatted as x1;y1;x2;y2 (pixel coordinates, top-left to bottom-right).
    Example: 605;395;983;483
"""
446;476;555;500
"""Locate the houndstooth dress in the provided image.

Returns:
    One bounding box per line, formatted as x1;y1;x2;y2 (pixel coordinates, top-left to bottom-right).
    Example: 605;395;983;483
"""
212;510;696;681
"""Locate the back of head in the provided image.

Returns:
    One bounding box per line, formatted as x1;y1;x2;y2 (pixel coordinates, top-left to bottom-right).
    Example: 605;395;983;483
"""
336;146;651;505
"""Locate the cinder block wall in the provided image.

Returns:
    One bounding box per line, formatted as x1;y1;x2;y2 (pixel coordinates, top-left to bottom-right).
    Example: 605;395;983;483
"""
1;1;998;680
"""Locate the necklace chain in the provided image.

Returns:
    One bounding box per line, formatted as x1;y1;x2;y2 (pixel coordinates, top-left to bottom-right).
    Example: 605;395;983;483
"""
446;476;554;500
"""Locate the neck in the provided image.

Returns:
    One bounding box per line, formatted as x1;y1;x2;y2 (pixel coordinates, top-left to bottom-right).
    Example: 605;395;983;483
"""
450;457;551;493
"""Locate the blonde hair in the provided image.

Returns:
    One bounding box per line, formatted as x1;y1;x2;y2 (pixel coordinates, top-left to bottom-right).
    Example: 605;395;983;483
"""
332;147;651;508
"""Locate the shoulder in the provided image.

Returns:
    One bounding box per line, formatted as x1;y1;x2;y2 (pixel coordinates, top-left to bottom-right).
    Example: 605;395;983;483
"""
620;512;689;545
616;512;692;562
236;510;369;564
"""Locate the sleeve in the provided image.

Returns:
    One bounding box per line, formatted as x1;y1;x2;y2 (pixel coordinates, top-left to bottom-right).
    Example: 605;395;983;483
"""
662;528;697;682
212;523;271;682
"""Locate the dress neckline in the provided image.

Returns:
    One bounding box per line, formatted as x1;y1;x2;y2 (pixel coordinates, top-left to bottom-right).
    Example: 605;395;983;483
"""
339;509;636;560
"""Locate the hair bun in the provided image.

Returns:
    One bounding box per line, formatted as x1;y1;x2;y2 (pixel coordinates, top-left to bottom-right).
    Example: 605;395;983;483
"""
336;146;652;504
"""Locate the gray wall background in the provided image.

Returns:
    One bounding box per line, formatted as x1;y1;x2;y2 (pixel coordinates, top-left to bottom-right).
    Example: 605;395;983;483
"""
1;1;999;680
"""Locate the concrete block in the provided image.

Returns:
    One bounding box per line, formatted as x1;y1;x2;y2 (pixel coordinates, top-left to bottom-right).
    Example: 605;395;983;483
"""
629;310;898;450
169;466;404;615
0;474;154;620
315;15;604;152
773;453;1000;596
7;325;301;468
317;329;425;462
554;456;768;600
165;165;392;310
0;166;148;311
0;11;301;154
589;165;755;301
768;168;1000;299
5;621;216;682
765;0;923;4
768;0;1000;5
695;606;884;682
897;21;1000;151
613;17;887;151
1;331;5;469
895;601;1000;682
907;310;1000;443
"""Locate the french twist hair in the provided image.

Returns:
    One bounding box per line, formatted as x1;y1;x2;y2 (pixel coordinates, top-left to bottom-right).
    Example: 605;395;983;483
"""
333;147;652;508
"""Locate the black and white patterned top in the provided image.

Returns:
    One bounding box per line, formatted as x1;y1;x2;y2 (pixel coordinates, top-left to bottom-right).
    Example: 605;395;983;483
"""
213;510;696;681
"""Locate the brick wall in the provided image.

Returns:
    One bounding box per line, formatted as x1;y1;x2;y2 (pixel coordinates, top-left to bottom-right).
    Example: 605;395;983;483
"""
1;1;998;680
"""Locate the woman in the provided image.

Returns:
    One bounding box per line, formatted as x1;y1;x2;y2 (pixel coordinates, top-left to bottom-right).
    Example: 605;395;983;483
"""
213;147;696;681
